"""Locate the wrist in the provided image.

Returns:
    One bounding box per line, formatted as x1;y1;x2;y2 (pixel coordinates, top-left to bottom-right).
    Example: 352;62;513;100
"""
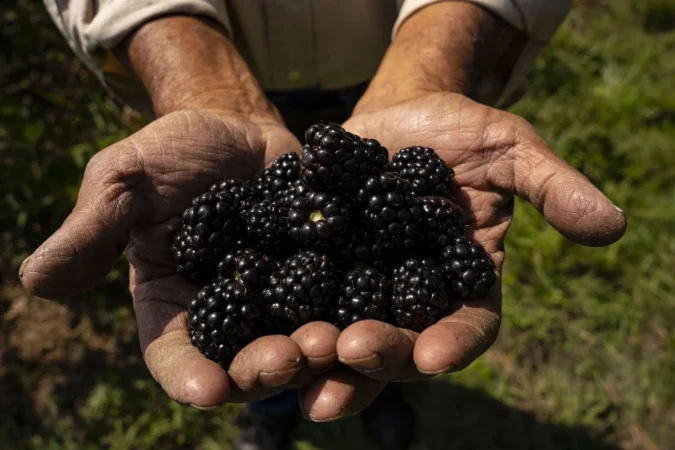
355;1;524;114
123;15;281;123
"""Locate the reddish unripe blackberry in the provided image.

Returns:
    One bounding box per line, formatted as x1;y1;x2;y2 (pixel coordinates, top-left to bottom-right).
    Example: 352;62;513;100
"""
171;190;243;285
440;236;496;299
288;191;353;250
262;251;338;331
391;146;456;197
188;279;266;368
336;267;390;329
301;123;388;191
391;258;450;332
357;173;423;252
419;196;464;252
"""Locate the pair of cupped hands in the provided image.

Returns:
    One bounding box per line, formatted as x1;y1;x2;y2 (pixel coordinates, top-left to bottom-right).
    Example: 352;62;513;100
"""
19;91;626;421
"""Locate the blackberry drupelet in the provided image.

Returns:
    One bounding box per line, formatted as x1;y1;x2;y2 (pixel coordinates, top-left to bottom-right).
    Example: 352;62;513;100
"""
336;267;390;329
241;199;288;250
262;251;339;331
288;191;353;249
172;190;243;285
210;179;256;209
188;278;266;368
216;249;278;291
392;146;456;197
357;172;423;252
254;152;301;200
301;123;389;191
391;258;450;332
440;236;496;299
419;196;464;252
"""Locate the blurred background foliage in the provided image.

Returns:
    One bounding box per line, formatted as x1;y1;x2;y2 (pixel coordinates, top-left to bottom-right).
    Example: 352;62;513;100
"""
0;0;673;449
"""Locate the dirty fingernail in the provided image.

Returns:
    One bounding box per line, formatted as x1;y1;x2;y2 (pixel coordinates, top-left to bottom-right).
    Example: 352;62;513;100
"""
258;367;299;389
190;404;218;411
339;353;384;371
19;255;32;279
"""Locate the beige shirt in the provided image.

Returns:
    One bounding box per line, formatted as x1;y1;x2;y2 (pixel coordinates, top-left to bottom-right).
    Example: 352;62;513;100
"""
44;0;571;115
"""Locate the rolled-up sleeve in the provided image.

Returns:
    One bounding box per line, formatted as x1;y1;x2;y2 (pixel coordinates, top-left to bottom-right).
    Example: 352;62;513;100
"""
43;0;231;115
394;0;573;108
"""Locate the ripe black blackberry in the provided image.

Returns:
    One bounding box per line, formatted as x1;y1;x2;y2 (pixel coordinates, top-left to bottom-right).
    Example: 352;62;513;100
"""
188;278;266;368
392;146;456;197
209;179;256;209
288;191;353;249
216;249;278;291
241;199;288;250
280;179;312;208
357;172;423;252
262;251;339;331
335;229;395;274
254;152;301;200
391;258;450;332
336;267;390;329
171;190;243;285
440;236;496;299
419;196;464;252
301;123;388;191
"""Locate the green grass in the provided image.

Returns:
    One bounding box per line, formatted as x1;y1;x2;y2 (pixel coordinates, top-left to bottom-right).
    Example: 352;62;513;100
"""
1;0;674;449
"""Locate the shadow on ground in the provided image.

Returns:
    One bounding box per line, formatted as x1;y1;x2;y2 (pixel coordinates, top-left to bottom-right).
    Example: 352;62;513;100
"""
295;379;619;450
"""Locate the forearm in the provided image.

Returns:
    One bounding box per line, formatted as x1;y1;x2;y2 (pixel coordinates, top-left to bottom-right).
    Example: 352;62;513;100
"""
119;15;279;120
357;1;525;112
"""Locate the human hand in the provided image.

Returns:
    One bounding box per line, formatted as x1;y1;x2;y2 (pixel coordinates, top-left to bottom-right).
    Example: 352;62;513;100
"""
296;1;626;420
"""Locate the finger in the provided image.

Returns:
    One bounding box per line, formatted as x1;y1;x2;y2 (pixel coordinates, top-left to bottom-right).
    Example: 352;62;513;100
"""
298;368;387;422
19;145;143;298
413;294;501;374
336;320;423;381
134;275;230;408
489;115;627;246
226;335;309;403
291;321;341;374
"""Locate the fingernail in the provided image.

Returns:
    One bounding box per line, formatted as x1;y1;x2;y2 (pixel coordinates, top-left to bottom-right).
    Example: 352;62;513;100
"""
338;353;384;371
18;255;32;279
614;204;625;215
189;404;218;411
306;354;337;373
258;367;298;389
308;411;344;423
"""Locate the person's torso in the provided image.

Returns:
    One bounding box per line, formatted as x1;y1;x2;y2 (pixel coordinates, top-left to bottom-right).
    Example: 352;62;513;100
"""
226;0;403;91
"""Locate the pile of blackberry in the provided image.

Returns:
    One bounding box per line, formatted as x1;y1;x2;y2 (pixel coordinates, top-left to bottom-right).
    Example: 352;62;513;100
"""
173;123;496;368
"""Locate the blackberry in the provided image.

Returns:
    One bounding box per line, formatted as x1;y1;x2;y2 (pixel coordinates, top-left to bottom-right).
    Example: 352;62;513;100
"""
419;196;464;252
241;199;288;250
188;278;266;368
335;229;394;274
216;249;278;291
391;258;450;332
262;251;339;331
171;190;243;285
357;173;423;253
288;191;353;249
391;146;456;197
440;237;496;299
209;179;256;209
280;179;312;207
301;123;389;191
336;267;390;329
254;152;301;200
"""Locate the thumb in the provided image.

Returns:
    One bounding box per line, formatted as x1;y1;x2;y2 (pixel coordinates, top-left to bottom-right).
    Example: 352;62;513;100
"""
19;148;143;298
491;115;627;247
